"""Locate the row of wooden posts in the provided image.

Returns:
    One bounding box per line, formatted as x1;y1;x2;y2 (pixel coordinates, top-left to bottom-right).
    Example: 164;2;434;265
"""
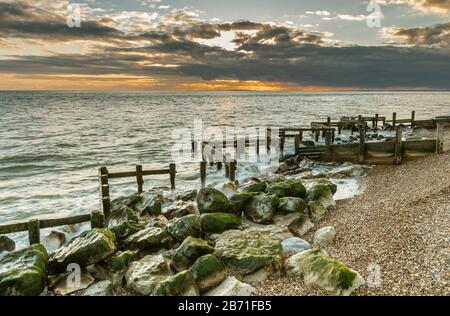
0;111;446;245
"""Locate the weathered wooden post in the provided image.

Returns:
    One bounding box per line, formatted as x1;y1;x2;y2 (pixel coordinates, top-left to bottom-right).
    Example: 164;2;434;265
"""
411;111;416;127
358;124;366;163
280;130;285;158
229;161;237;182
392;112;397;128
169;163;176;190
216;162;223;171
395;126;403;165
338;123;342;135
136;164;144;193
375;114;379;128
266;128;272;151
436;121;444;154
90;210;105;229
294;134;301;155
315;130;320;142
325;130;332;147
200;161;207;187
98;167;110;225
28;219;40;245
331;129;335;144
225;163;230;178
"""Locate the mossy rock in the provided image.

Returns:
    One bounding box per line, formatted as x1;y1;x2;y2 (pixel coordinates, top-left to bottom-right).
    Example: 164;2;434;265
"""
0;244;49;296
315;179;337;195
306;184;333;201
241;181;267;193
111;194;143;214
108;250;140;273
214;230;284;275
49;228;117;274
153;270;199;296
243;194;279;224
301;254;364;296
188;254;225;291
135;193;163;216
267;180;306;198
307;201;327;222
229;192;259;215
196;188;231;214
277;197;307;214
125;227;172;251
110;221;143;241
200;213;241;234
167;214;202;242
171;237;214;272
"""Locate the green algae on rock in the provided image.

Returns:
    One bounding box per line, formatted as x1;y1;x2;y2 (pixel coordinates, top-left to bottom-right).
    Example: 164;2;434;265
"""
167;214;202;242
188;254;225;291
153;270;199;296
229;192;259;215
0;244;49;296
48;228;117;274
108;250;140;273
125;227;172;251
241;181;267;193
200;213;241;234
244;194;279;224
267;180;306;198
170;236;214;272
196;188;231;214
307;201;327;222
277;197;307;214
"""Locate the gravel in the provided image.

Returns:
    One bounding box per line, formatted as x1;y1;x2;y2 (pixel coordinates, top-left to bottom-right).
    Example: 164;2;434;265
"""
255;130;450;296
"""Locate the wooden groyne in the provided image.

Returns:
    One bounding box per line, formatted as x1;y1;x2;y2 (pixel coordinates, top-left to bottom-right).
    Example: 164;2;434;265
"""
0;111;448;245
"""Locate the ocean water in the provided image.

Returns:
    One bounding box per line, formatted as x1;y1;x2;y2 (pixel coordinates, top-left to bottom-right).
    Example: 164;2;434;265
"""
0;91;449;233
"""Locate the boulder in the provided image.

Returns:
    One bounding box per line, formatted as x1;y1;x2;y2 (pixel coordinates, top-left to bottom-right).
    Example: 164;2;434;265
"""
50;269;95;296
49;228;117;274
110;220;143;241
243;223;293;241
274;213;314;236
135;192;163;216
267;180;306;198
196;188;231;214
176;189;198;202
125;254;171;295
153;270;199;296
285;248;327;276
0;235;15;253
0;244;48;296
306;184;335;209
282;237;310;257
307;201;327;222
108;250;140;273
189;255;225;292
145;215;169;229
167;215;202;242
277;197;307;214
314;226;336;247
240;181;267;193
315;179;337;195
170;237;214;272
162;201;196;220
82;280;114;296
229;192;258;215
45;230;67;252
214;230;283;275
125;227;172;251
301;253;365;296
244;194;279;224
204;276;255;296
108;204;141;240
200;213;241;234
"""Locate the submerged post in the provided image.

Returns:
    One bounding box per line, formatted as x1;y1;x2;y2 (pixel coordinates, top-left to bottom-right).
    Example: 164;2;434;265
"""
136;164;144;193
358;124;366;163
28;219;40;245
169;163;176;190
395;126;403;165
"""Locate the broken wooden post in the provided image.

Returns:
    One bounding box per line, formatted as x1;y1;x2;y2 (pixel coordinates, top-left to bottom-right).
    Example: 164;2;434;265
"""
436;121;444;154
358;124;366;163
325;130;332;147
315;130;320;142
395;126;403;165
98;167;111;225
411;111;416;127
169;163;176;190
280;130;285;158
331;129;335;144
136;164;144;193
392;112;397;128
90;210;105;229
200;161;206;188
266;128;272;151
375;114;379;128
216;162;222;171
294;134;300;155
228;161;237;182
28;219;40;245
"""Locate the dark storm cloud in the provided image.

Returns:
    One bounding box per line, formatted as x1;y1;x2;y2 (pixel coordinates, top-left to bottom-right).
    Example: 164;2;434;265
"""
386;22;450;46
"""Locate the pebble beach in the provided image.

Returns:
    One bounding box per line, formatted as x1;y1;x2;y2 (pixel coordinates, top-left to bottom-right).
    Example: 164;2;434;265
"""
255;130;450;296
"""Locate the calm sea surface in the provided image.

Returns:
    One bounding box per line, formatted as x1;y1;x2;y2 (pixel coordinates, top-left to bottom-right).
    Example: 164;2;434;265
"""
1;91;449;230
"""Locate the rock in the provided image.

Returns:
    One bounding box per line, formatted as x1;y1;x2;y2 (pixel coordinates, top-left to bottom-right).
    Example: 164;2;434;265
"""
229;192;258;215
153;270;199;296
135;192;163;216
188;255;225;292
177;189;197;202
108;204;141;240
0;235;15;253
50;269;95;296
167;214;202;242
49;228;117;274
314;226;336;247
82;280;114;296
125;254;171;295
204;276;255;296
328;163;365;178
301;140;315;147
315;179;337;195
0;244;48;296
301;253;365;296
282;237;311;257
285;248;327;276
243;222;293;241
125;227;172;251
162;201;196;220
267;180;306;198
244;194;279;224
145;215;169;229
110;220;143;241
214;230;283;275
45;230;68;252
196;188;231;214
200;213;241;234
277;197;307;214
306;184;335;209
307;201;327;222
108;250;140;273
274;213;314;236
170;237;214;272
240;181;267;193
111;194;143;213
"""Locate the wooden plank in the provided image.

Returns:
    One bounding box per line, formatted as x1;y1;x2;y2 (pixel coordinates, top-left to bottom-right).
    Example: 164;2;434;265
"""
136;165;144;193
332;143;360;163
28;219;40;245
403;139;437;159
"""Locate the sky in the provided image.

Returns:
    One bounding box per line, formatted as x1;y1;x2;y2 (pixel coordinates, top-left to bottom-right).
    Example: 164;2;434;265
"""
0;0;449;90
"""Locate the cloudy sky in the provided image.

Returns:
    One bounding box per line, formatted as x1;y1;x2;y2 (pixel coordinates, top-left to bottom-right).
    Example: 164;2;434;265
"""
0;0;449;90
